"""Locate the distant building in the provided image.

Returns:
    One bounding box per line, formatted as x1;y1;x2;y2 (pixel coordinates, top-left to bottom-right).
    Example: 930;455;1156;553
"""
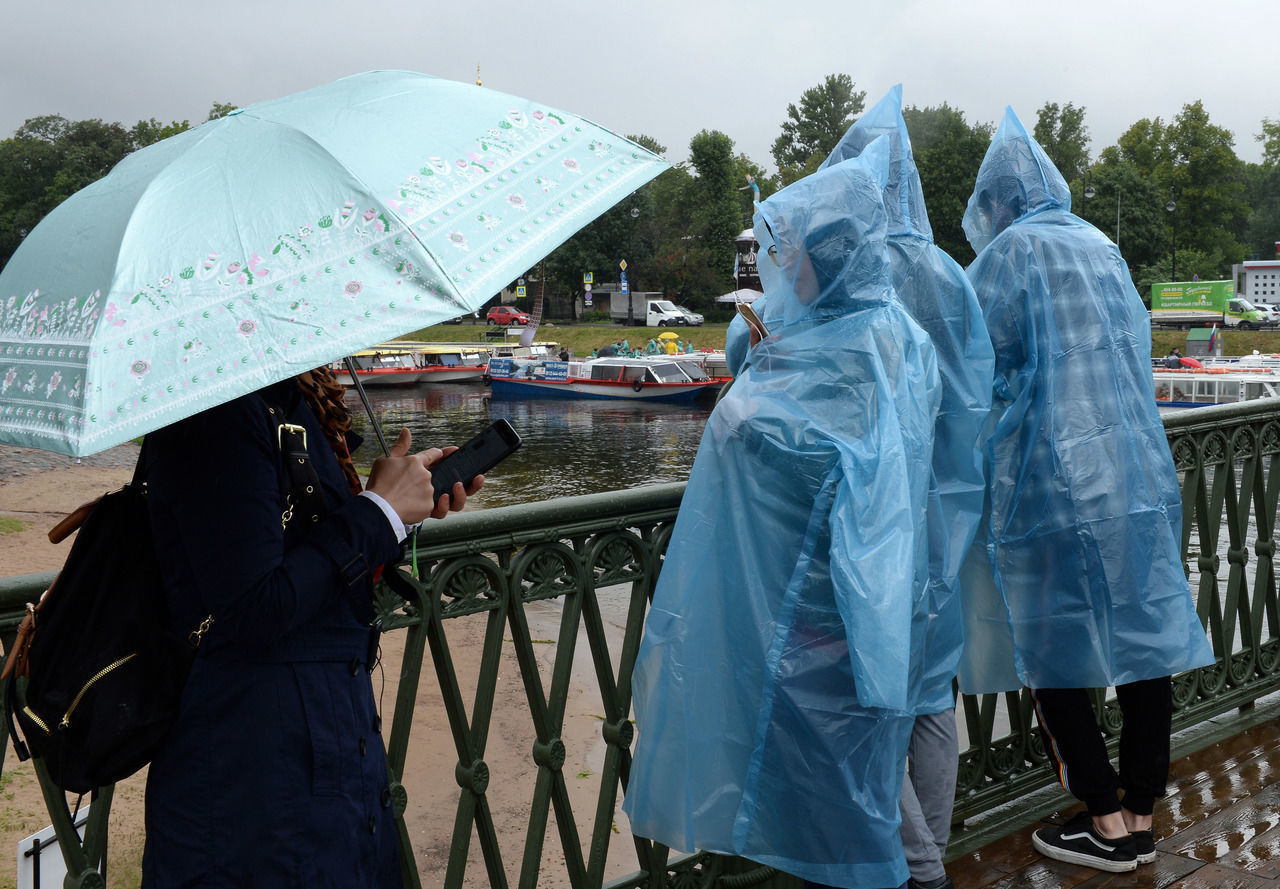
1234;260;1280;306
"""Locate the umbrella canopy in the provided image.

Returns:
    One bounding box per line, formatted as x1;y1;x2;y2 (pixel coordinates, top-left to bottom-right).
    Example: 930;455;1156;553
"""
657;331;680;340
0;70;668;456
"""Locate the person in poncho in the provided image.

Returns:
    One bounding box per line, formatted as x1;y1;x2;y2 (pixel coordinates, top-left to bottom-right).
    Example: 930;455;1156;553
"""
624;137;940;889
959;108;1214;873
819;84;994;889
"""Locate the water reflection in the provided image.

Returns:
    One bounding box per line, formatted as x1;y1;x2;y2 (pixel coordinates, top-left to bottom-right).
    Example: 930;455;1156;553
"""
346;385;712;508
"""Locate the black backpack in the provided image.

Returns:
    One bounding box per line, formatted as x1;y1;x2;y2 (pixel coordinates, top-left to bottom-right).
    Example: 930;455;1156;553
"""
3;398;324;793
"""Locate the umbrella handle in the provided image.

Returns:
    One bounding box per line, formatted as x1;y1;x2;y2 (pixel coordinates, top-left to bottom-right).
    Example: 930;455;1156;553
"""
344;356;390;456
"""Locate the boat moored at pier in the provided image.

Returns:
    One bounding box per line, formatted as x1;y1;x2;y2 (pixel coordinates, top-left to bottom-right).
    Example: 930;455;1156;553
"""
486;355;721;402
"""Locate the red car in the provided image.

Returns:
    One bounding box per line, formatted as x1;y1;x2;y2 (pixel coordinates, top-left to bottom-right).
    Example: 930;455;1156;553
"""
486;306;531;326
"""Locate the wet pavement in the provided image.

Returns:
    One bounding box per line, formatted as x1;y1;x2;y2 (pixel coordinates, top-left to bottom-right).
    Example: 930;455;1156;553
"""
951;715;1280;887
0;442;140;484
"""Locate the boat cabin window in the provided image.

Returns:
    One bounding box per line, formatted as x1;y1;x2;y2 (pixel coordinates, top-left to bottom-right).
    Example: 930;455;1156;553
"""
650;362;691;383
589;365;625;382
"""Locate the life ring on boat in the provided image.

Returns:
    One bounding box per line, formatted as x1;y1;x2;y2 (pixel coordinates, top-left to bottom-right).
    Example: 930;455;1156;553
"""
1180;356;1204;369
632;378;645;392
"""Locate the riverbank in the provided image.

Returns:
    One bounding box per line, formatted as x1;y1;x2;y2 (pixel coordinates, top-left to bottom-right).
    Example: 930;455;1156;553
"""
0;446;614;888
401;319;1280;364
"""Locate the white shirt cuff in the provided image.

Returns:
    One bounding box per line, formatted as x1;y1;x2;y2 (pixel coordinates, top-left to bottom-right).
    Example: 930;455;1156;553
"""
359;490;408;542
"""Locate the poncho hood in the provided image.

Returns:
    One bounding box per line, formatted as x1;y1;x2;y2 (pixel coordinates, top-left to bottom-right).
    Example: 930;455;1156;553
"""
754;136;894;329
822;84;933;243
962;107;1072;254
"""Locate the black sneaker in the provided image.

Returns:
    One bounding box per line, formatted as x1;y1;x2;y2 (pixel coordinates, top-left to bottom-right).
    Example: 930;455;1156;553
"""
1031;812;1138;872
907;877;954;889
1131;829;1156;864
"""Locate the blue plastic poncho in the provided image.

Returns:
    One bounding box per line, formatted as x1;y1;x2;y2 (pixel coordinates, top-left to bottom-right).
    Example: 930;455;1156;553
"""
820;85;994;714
957;109;1213;693
624;139;940;889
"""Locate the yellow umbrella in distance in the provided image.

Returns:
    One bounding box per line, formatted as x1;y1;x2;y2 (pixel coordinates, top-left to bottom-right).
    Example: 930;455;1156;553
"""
657;331;680;340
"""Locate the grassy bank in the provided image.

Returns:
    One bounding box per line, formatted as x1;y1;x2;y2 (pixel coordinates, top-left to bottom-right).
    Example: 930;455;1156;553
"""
1151;328;1280;359
397;322;1280;361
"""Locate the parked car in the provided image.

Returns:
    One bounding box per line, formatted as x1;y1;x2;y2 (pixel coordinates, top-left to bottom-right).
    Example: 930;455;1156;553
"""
486;306;531;326
1259;303;1280;326
676;305;704;326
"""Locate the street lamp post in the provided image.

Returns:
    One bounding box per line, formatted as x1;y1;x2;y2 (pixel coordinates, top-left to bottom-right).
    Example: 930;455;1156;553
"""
1116;190;1122;249
623;206;640;325
1166;197;1178;281
1082;176;1095;222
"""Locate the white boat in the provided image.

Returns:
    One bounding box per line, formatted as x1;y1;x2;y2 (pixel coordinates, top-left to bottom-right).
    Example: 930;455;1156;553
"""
1153;365;1280;407
332;346;427;386
486;355;720;402
332;342;488;386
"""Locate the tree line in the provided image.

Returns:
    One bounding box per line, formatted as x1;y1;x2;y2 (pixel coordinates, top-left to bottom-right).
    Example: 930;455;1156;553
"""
1;78;1276;318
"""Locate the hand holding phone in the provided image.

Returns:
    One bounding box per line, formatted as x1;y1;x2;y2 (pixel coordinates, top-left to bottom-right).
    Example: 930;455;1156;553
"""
429;419;522;505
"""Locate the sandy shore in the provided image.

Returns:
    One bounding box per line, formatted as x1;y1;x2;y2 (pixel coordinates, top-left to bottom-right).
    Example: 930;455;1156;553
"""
0;445;633;888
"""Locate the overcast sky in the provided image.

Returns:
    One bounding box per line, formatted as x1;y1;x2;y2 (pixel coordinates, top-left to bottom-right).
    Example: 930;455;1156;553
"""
3;0;1271;173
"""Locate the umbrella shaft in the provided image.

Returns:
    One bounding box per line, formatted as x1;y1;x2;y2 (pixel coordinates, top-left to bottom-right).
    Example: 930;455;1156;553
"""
344;356;390;457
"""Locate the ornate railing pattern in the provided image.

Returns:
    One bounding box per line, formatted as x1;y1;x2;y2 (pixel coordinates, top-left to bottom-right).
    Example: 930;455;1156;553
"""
2;398;1280;887
951;398;1280;840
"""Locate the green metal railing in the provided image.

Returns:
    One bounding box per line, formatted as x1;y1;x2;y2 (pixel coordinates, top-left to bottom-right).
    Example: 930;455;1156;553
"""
3;397;1280;887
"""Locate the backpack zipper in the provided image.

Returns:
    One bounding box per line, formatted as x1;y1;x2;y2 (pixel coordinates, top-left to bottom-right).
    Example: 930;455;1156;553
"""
58;653;139;729
21;705;50;735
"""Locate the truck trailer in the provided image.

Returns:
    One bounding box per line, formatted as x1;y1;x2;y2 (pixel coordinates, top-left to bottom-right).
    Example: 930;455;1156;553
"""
1149;280;1269;329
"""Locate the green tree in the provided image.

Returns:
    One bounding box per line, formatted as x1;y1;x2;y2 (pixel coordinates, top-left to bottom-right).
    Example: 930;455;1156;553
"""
541;133;672;307
1244;118;1280;259
1164;100;1247;271
1080;160;1166;271
1102;116;1170;178
0;116;137;269
1132;247;1226;302
207;102;239;121
902;103;993;264
1258;117;1280;167
688;129;742;296
1033;101;1090;184
770;74;866;183
130;117;192;148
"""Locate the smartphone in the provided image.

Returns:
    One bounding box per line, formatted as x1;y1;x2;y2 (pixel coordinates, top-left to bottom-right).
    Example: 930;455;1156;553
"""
736;302;770;340
430;419;522;503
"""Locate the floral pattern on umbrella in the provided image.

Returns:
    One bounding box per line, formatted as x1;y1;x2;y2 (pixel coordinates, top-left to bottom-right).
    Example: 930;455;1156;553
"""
0;71;669;455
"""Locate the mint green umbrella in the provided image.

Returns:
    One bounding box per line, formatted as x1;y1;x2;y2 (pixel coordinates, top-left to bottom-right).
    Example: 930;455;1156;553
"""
0;70;668;456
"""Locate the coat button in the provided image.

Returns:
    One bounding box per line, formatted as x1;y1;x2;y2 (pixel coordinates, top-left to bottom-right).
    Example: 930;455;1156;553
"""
359;737;367;756
381;787;392;808
368;815;377;835
349;658;361;676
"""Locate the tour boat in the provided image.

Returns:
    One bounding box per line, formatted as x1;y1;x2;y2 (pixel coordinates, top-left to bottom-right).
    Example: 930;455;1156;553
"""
1153;364;1280;407
485;355;721;402
332;342;488;386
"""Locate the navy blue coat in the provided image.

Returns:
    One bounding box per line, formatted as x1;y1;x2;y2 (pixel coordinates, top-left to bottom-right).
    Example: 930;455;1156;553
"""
141;380;404;888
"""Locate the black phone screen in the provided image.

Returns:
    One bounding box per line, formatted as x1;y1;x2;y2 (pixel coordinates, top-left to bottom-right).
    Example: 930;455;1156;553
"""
430;419;522;503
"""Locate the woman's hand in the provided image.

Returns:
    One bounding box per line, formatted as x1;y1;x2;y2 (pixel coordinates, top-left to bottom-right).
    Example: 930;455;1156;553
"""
425;445;484;519
365;429;484;524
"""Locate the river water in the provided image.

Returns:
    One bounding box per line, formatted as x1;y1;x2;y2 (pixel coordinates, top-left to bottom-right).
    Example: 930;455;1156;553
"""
345;383;714;507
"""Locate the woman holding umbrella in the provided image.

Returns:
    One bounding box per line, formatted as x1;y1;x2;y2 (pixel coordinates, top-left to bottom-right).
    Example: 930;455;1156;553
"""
141;367;480;888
